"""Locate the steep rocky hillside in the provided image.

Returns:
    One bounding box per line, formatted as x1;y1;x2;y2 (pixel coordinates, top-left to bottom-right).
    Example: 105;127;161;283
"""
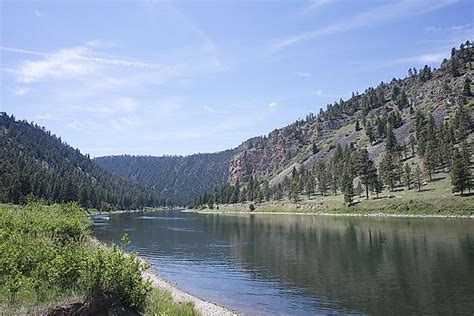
228;45;473;187
95;149;238;205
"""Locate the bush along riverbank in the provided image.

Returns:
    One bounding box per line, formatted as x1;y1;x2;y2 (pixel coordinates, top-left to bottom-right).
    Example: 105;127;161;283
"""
0;201;198;315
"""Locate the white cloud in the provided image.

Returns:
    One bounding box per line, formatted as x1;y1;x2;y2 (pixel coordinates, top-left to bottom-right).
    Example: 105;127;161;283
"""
34;9;42;17
424;23;471;32
0;45;175;81
295;72;312;78
13;47;96;83
84;39;116;48
270;0;458;53
268;102;278;108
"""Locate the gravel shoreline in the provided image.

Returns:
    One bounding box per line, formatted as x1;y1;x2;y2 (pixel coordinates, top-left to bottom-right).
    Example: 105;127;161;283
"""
91;238;238;315
141;259;238;316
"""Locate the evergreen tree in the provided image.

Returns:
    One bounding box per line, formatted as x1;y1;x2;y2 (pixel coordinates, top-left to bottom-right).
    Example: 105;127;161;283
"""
385;122;397;154
365;122;374;145
342;172;354;206
380;152;396;191
357;149;377;199
415;164;423;192
356;181;363;197
463;77;472;96
403;163;412;189
451;148;471;195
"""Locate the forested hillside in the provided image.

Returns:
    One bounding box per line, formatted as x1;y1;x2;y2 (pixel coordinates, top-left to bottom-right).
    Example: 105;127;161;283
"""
95;150;236;206
0;113;163;210
193;43;473;209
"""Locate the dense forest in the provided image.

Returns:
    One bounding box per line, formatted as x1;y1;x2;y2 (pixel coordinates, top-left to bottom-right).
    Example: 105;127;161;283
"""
192;43;473;208
95;150;236;205
0;113;163;210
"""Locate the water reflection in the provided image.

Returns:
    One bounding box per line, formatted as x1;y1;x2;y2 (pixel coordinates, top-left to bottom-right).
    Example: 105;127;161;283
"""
92;212;474;315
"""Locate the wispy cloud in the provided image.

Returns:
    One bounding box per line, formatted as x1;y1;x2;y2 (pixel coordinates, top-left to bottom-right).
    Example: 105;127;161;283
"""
425;23;471;32
270;0;458;53
268;102;278;108
203;105;228;114
33;9;42;17
295;72;312;78
301;0;335;14
382;51;448;68
0;46;173;75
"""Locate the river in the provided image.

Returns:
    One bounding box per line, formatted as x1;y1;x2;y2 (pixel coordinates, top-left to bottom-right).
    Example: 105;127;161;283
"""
91;210;474;315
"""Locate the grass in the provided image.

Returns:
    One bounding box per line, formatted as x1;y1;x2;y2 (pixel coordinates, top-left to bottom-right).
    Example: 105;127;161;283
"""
0;202;199;315
144;288;198;316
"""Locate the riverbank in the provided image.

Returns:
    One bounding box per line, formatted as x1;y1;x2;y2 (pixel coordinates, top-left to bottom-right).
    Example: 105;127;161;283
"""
140;259;237;316
91;238;237;316
189;198;474;218
0;202;203;315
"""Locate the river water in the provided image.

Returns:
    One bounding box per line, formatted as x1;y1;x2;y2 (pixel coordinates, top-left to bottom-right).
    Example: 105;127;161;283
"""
91;210;474;315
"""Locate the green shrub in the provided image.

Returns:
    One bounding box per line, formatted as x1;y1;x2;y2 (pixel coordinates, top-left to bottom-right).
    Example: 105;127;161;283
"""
0;202;198;315
79;245;151;310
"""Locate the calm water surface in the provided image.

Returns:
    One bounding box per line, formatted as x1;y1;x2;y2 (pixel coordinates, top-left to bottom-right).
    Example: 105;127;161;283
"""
91;211;474;315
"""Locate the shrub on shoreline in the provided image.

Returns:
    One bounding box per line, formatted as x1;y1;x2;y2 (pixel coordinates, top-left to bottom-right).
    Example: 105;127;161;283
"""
0;202;191;314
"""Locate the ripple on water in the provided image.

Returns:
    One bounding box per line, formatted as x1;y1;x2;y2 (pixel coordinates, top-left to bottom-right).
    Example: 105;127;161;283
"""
136;216;191;220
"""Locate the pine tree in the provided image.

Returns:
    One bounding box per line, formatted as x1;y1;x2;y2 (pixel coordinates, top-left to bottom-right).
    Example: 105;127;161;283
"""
357;149;377;199
342;172;354;206
385;123;397;154
380;152;396;191
403;163;412;189
373;175;383;198
356;181;363;197
415;164;423;192
463;77;472;96
365;122;374;145
451;148;471;195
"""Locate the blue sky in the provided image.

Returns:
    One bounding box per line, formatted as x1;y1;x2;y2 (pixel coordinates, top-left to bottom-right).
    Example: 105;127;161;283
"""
1;0;472;157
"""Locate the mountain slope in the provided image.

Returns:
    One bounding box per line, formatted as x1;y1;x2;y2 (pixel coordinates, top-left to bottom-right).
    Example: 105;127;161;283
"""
0;113;162;210
94;150;237;205
228;44;473;185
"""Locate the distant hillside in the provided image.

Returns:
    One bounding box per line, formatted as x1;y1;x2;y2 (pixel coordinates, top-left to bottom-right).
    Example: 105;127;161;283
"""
94;150;237;205
0;113;162;210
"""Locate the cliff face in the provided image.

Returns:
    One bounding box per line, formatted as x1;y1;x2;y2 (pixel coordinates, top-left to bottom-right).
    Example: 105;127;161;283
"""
228;46;473;185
